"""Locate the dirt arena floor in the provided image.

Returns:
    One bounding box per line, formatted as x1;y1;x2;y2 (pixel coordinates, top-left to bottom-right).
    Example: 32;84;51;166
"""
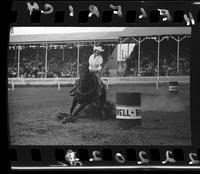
8;83;191;145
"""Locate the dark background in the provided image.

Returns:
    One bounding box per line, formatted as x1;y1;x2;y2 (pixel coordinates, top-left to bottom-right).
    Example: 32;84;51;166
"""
2;0;200;173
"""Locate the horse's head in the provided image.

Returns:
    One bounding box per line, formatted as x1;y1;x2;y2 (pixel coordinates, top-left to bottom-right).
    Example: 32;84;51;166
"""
78;61;97;92
80;62;91;80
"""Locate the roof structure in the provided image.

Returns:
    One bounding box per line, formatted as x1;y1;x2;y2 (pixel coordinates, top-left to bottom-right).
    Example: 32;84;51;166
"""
9;27;191;44
121;27;191;37
9;31;120;44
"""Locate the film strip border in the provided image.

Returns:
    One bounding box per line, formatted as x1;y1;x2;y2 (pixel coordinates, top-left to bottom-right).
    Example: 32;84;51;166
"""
10;147;200;169
9;1;200;26
8;0;200;170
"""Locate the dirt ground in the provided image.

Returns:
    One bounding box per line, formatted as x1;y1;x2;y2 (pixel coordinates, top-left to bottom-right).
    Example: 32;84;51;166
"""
8;83;191;145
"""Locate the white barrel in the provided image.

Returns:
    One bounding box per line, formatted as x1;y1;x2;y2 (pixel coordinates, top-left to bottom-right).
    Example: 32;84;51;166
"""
116;93;142;129
169;81;178;93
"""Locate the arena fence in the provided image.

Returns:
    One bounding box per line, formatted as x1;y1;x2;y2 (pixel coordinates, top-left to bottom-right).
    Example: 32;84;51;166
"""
8;76;190;91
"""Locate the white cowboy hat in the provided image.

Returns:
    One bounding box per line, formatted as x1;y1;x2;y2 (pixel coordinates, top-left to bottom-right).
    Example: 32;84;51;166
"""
94;46;104;52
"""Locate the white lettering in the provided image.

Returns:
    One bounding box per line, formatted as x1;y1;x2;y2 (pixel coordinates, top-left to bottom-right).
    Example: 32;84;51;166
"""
139;8;147;19
109;4;123;17
158;9;172;21
162;150;176;164
89;151;102;161
88;5;100;18
27;2;39;15
115;153;126;163
184;12;195;26
41;3;54;14
69;5;74;16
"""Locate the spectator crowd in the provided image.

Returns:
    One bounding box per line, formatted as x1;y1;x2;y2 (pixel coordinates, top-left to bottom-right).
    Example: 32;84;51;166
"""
123;38;190;76
8;38;190;78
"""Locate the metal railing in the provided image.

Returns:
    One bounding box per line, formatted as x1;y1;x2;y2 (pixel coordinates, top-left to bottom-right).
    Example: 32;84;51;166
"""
8;76;190;91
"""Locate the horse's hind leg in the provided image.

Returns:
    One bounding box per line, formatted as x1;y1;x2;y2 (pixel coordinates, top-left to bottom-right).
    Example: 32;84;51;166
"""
94;98;104;119
98;88;106;119
99;101;105;119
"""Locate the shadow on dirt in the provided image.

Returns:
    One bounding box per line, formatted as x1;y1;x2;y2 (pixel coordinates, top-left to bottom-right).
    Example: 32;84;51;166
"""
55;100;116;121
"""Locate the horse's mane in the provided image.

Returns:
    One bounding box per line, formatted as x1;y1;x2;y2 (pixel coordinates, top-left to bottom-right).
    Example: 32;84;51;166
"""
80;62;90;80
78;62;96;93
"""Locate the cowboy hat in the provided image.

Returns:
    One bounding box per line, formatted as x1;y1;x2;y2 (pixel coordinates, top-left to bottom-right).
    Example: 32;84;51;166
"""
94;46;104;52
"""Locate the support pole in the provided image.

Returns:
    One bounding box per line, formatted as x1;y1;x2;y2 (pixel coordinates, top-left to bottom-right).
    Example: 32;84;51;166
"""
62;45;65;61
77;42;80;78
152;36;164;89
127;43;129;56
177;36;180;75
119;38;122;61
36;45;39;62
45;43;48;78
157;36;160;81
171;35;187;76
108;43;111;57
119;38;122;73
131;36;146;76
138;37;141;76
17;45;21;78
15;45;17;62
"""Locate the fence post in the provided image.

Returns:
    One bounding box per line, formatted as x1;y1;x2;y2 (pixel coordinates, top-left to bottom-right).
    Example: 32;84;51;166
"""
57;77;60;90
106;78;109;90
12;78;15;91
156;81;159;90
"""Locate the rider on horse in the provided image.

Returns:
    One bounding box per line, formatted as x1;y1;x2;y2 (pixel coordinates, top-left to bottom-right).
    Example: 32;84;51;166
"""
70;46;104;96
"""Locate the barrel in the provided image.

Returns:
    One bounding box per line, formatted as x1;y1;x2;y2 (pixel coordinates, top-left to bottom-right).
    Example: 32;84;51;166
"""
169;81;178;93
116;93;142;129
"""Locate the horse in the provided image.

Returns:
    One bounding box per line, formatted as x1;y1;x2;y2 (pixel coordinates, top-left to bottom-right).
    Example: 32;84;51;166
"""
62;62;107;123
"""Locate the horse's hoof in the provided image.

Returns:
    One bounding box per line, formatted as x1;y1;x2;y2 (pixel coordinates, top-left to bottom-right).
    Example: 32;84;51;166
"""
62;119;67;124
69;91;76;96
70;117;76;123
62;117;75;123
74;117;78;122
62;117;70;123
71;118;76;123
55;112;67;120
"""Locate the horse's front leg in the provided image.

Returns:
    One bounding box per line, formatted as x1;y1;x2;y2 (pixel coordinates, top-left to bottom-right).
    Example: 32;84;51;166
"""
98;102;105;119
62;98;78;124
72;103;88;118
70;98;78;115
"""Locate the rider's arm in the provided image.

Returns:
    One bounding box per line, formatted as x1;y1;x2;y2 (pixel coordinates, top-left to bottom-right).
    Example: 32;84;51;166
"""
89;65;93;71
97;56;103;71
97;65;102;71
88;55;93;71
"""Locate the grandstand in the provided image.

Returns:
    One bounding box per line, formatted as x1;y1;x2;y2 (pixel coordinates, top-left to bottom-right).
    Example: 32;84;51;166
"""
8;27;191;88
